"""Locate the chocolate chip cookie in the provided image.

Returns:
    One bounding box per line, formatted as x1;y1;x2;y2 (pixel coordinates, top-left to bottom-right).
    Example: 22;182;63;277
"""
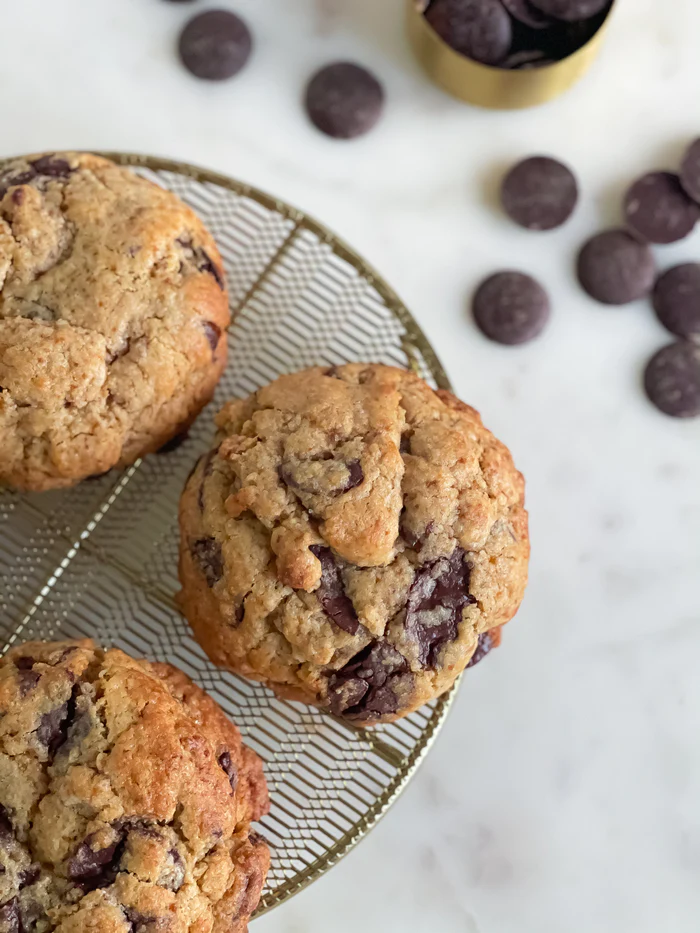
0;639;269;933
178;364;529;725
0;152;230;491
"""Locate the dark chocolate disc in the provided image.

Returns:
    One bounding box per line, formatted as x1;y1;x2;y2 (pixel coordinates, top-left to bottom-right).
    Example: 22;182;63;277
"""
179;10;252;81
472;271;550;345
528;0;609;21
577;229;656;305
424;0;513;66
679;138;700;205
643;342;700;418
652;264;700;340
624;172;700;245
501;156;578;230
501;0;553;28
305;62;385;139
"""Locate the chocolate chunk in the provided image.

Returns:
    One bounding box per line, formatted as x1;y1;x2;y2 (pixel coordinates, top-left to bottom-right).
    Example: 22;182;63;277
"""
16;670;40;698
0;169;36;199
13;658;35;670
279;457;364;497
501;156;578;231
328;642;409;718
30;155;73;177
680;138;700;204
466;628;502;668
425;0;512;65
501;0;553;27
624;172;700;245
309;546;360;635
218;750;238;793
178;10;253;81
528;0;609;20
0;898;19;933
190;537;224;587
67;830;125;889
305;62;385;140
197;250;225;289
0;808;13;842
35;686;77;756
124;908;155;932
165;848;185;892
652;264;700;340
404;548;476;668
472;271;550;345
18;865;40;888
644;342;700;419
577;229;655;305
202;321;222;354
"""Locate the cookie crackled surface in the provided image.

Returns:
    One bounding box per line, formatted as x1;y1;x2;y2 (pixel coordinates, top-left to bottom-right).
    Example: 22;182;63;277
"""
0;639;269;933
178;364;529;725
0;152;229;491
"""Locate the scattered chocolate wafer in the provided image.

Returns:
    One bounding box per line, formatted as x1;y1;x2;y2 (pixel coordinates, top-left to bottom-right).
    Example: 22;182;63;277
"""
305;62;385;139
179;10;252;81
501;156;578;230
472;271;550;344
644;342;700;418
652;264;700;340
528;0;609;20
624;172;700;245
679;138;700;205
577;229;655;305
425;0;513;66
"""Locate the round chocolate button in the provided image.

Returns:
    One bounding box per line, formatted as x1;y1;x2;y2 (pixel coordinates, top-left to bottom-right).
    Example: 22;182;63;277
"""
501;0;554;27
472;271;550;345
652;264;700;340
644;342;700;418
424;0;513;66
528;0;609;21
577;229;655;305
305;62;385;140
179;10;252;81
679;138;700;205
501;156;578;231
624;172;700;245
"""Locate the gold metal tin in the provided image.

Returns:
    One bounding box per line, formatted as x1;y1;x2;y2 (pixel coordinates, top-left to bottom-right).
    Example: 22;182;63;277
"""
407;0;614;110
0;153;459;916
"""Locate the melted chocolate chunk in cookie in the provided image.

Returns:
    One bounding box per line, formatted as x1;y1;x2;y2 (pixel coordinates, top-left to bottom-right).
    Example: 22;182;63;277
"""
190;537;224;588
309;546;360;635
67;829;126;890
466;627;502;668
218;750;238;793
279;457;363;497
328;642;410;718
404;548;476;668
36;686;78;756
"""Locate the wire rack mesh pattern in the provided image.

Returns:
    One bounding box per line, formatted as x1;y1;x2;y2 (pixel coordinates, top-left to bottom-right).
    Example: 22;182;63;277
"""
0;155;457;914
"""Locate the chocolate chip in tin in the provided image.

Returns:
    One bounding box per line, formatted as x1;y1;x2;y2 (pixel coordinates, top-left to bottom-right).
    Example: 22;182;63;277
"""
644;342;700;419
502;49;548;69
577;229;656;306
528;0;609;21
624;172;700;245
501;0;553;28
501;156;578;230
424;0;513;66
652;264;700;340
679;138;700;205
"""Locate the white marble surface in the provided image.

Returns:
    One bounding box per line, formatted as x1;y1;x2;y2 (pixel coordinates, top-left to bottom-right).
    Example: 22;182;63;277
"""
3;1;700;930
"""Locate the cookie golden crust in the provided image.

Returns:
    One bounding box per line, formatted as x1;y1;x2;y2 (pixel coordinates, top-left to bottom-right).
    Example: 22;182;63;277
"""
178;364;529;726
0;152;230;491
0;639;269;933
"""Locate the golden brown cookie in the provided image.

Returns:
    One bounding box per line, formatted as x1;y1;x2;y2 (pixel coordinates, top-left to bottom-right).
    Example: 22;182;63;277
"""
0;639;269;932
0;152;230;491
178;364;529;725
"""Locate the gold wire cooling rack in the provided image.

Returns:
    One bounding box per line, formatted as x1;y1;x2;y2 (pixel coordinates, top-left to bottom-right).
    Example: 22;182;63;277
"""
0;153;459;915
